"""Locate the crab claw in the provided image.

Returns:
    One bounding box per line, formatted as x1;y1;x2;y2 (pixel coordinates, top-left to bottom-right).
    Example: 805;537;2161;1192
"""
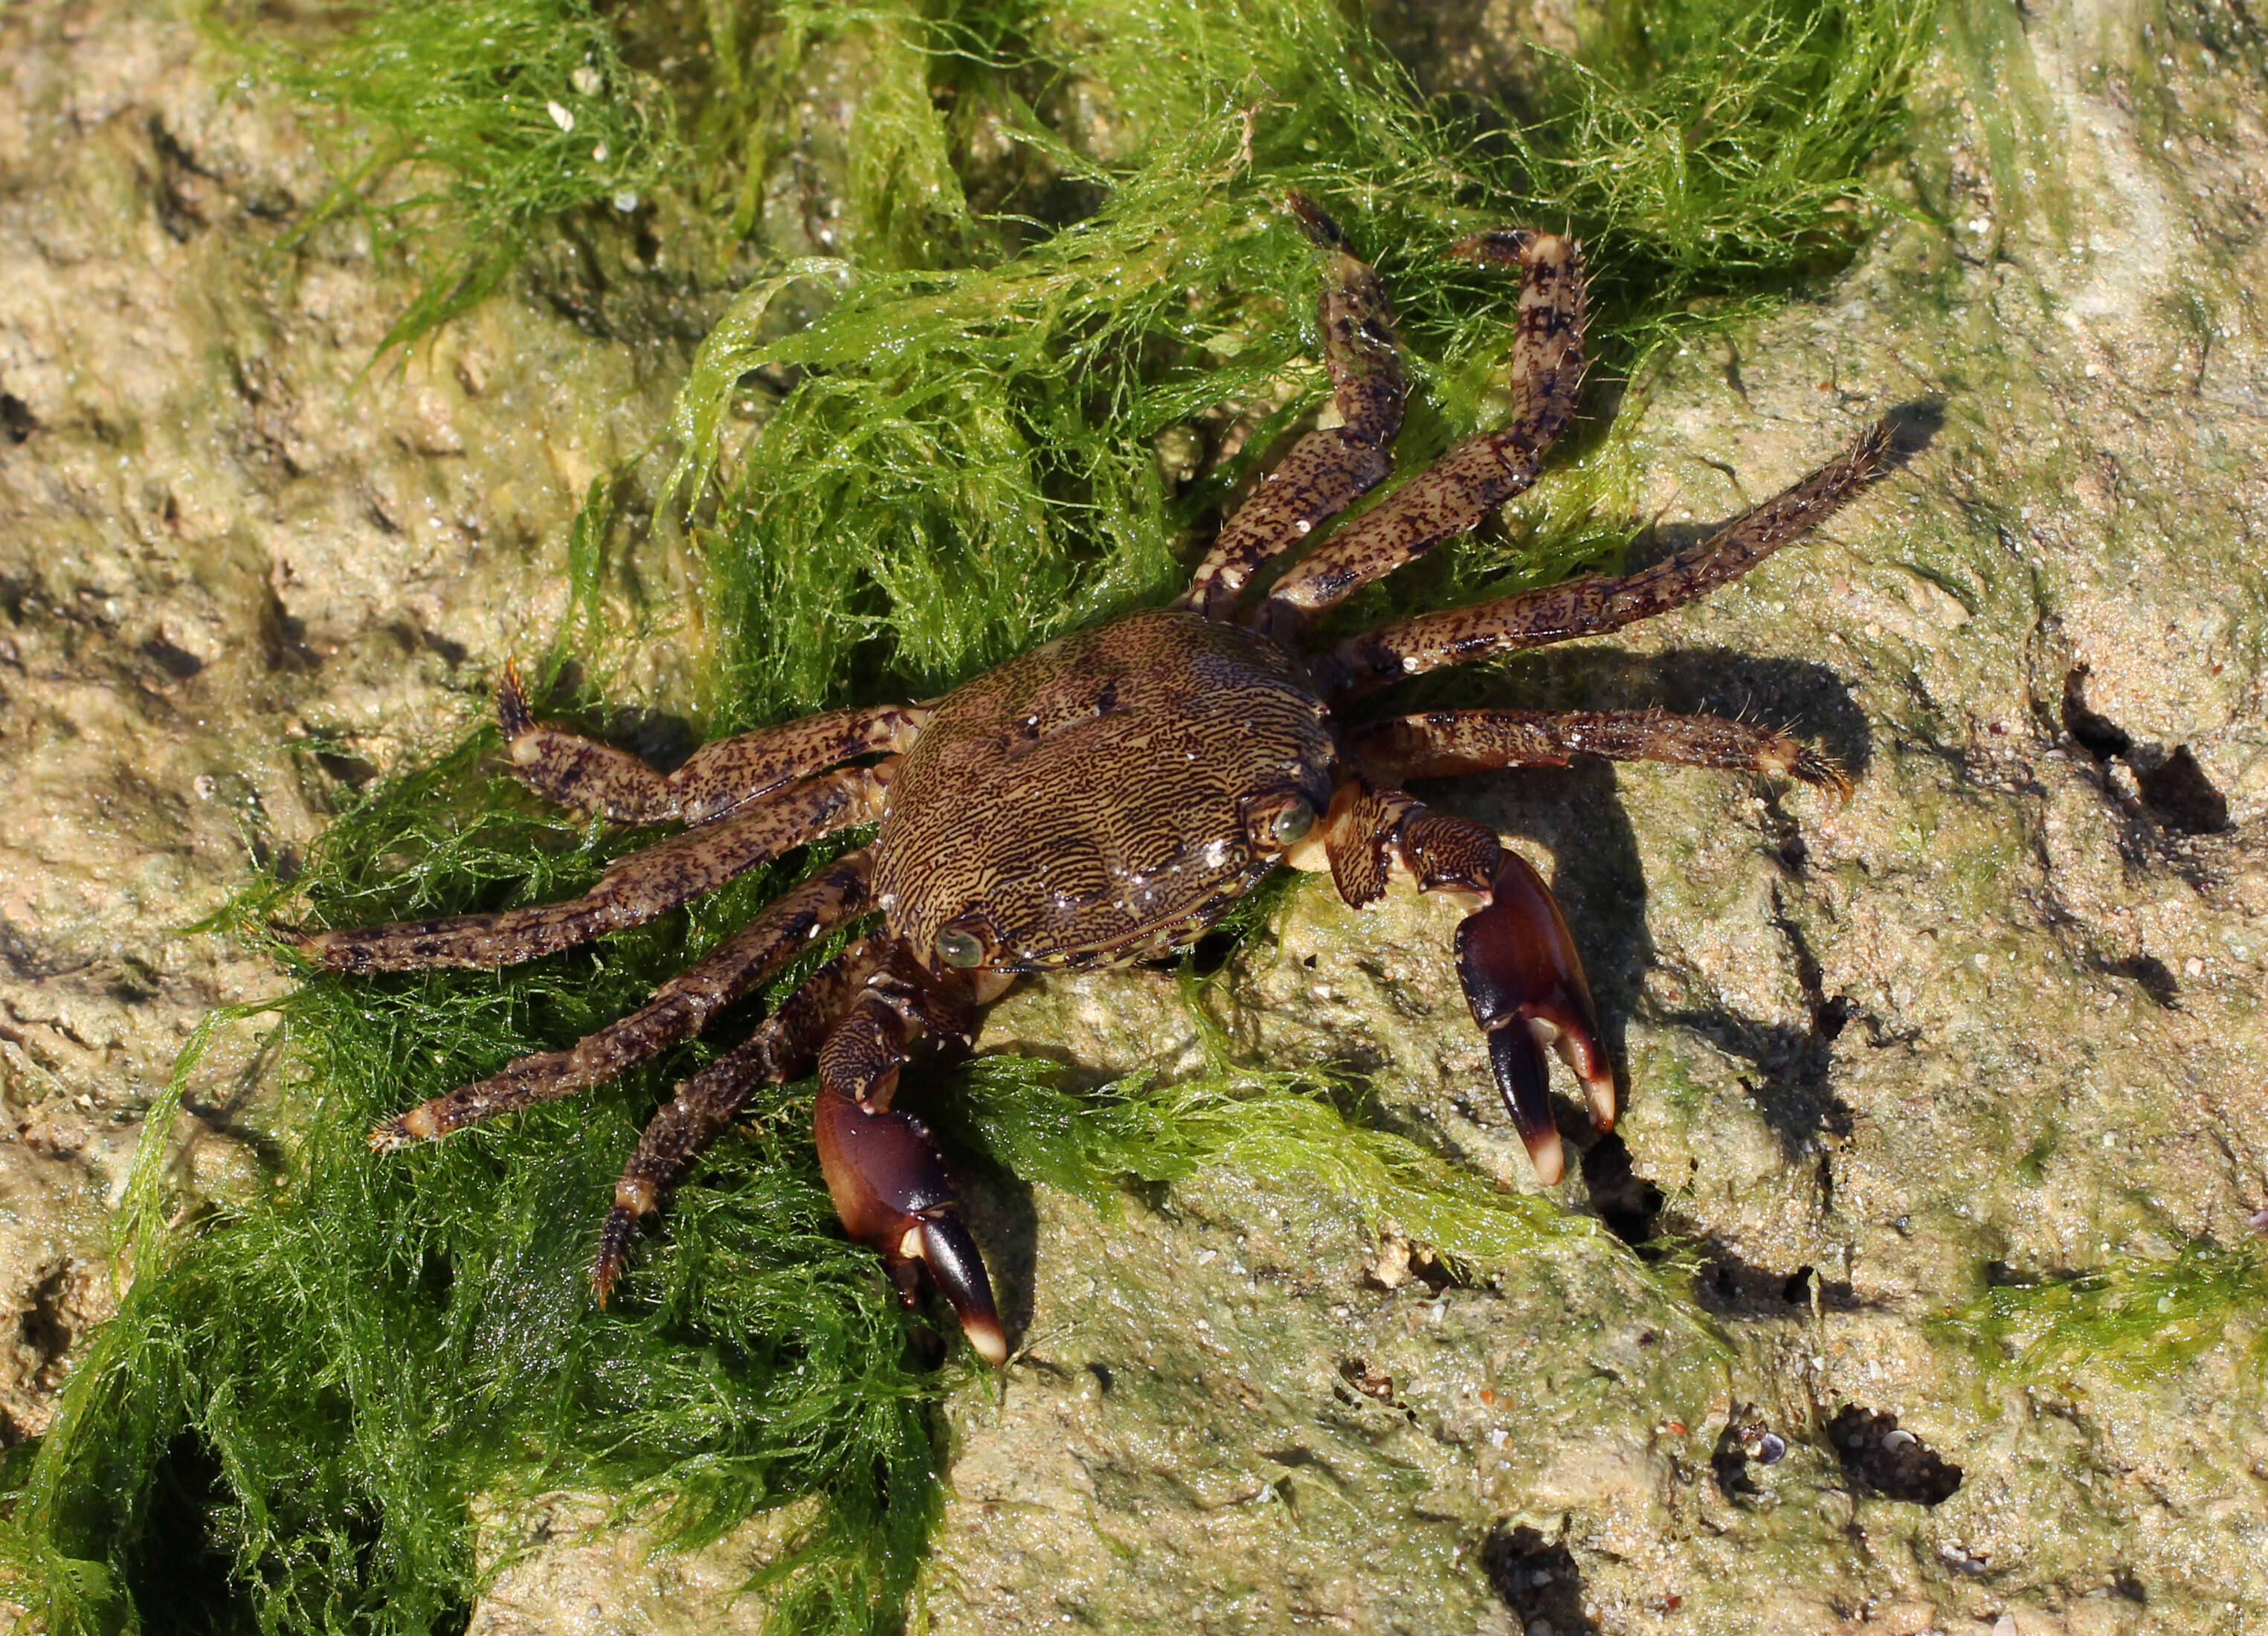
1453;849;1614;1185
814;1086;1007;1365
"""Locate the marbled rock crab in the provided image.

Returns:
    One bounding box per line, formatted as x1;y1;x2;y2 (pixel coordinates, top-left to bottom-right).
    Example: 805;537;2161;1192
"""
278;196;1896;1365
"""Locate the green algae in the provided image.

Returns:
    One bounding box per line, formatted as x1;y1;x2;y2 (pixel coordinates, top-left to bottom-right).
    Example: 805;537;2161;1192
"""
0;0;1942;1630
223;0;690;356
1946;1242;2268;1391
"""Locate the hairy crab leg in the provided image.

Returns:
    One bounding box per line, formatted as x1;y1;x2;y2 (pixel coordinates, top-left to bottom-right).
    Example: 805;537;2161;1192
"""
814;944;982;1108
812;947;1008;1365
274;763;889;973
1317;416;1901;701
1176;191;1408;621
1352;708;1852;801
590;934;889;1302
1289;777;1608;1185
369;849;874;1148
500;663;927;826
1251;228;1585;647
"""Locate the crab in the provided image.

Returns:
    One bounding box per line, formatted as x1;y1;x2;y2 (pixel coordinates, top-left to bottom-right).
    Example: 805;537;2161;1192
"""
277;195;1898;1367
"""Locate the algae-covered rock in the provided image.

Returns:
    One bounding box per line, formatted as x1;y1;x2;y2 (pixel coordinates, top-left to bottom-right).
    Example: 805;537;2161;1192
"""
920;1;2268;1627
1;0;2265;1631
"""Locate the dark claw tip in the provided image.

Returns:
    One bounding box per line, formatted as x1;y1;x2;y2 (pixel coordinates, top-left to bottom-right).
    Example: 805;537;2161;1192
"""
1284;190;1346;250
497;659;535;741
590;1205;639;1307
920;1214;1007;1365
1791;747;1855;805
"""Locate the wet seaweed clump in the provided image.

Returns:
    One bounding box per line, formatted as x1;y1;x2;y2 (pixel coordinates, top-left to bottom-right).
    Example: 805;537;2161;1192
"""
1945;1241;2268;1387
1827;1405;1963;1505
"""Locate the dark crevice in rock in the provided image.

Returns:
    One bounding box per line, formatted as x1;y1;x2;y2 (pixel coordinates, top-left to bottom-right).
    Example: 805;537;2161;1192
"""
1189;929;1237;974
2062;666;2230;834
0;393;37;444
258;587;320;674
1336;1357;1418;1424
1481;1524;1599;1635
313;751;378;790
119;1433;257;1632
2133;745;2229;834
148;115;219;242
1694;1240;1862;1316
1827;1405;1963;1504
140;634;204;680
1579;1133;1663;1252
1710;1408;1787;1504
602;707;698;775
19;1263;75;1390
2062;666;2132;760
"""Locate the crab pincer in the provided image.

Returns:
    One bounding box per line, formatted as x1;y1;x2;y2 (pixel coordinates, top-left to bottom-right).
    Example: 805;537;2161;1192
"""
1454;850;1614;1185
815;1086;1007;1365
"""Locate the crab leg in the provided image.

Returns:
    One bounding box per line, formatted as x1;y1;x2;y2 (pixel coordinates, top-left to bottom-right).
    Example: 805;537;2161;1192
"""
811;948;1007;1364
1316;416;1900;701
276;764;888;973
1294;777;1608;1185
370;850;874;1147
591;934;888;1301
1177;192;1408;621
1251;228;1585;647
500;663;927;826
1352;708;1851;800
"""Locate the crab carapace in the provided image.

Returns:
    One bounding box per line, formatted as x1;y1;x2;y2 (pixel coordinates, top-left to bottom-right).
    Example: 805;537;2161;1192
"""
278;194;1898;1365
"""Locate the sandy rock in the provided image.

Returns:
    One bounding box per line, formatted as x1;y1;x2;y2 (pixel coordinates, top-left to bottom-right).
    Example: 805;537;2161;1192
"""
0;0;689;1446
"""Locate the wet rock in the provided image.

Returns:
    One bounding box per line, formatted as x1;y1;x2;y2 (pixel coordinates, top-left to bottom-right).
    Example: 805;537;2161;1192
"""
0;0;694;1449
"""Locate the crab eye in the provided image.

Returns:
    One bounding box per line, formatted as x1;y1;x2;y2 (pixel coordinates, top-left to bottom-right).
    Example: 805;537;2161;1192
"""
1269;796;1317;848
935;925;986;969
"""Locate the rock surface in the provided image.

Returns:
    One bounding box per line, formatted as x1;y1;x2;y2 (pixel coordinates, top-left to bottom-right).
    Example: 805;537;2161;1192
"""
2;0;2266;1632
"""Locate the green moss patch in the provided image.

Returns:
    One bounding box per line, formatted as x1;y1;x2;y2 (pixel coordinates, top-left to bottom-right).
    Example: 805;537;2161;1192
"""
1945;1243;2268;1390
